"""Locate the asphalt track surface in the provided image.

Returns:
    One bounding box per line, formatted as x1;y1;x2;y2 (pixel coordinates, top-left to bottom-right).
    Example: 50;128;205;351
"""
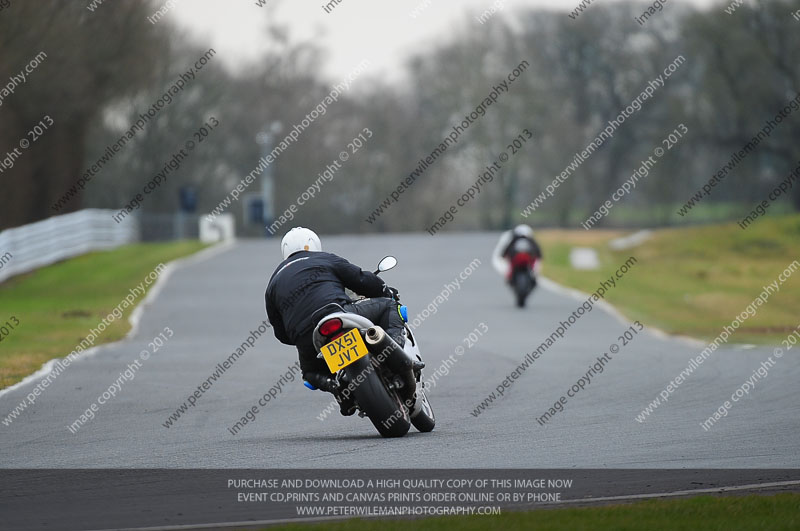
1;234;799;528
2;233;799;467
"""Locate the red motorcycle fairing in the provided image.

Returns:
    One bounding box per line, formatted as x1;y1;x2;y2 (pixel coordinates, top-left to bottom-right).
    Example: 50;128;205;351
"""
506;252;536;280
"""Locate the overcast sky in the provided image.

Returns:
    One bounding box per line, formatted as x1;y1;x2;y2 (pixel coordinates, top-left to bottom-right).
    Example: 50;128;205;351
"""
171;0;719;82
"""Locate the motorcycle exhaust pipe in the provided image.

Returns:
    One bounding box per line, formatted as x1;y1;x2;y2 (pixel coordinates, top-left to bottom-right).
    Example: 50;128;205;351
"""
365;326;416;402
364;326;414;367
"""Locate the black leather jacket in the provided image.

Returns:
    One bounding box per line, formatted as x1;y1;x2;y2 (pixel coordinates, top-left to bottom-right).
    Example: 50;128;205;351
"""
503;235;542;260
265;251;385;345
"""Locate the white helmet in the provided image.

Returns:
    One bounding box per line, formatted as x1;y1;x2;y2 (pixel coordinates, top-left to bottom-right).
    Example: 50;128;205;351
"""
281;227;322;260
513;224;534;237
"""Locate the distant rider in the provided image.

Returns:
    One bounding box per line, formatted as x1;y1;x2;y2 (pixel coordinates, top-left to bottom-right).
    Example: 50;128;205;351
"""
491;224;543;282
264;227;405;415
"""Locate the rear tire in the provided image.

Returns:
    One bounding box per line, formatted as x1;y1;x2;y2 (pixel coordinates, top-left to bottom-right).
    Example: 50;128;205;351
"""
410;387;435;432
345;357;410;438
514;272;529;308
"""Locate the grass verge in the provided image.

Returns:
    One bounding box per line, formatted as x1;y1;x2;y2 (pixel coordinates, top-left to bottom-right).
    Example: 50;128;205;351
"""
0;241;208;389
536;214;800;344
264;493;800;531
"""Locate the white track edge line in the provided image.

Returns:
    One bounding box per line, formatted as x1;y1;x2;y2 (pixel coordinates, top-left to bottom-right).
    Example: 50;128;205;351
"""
0;240;236;401
540;276;713;349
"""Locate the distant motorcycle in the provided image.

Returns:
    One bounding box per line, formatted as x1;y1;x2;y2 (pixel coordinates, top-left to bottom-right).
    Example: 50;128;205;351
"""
492;225;543;309
509;253;538;308
308;256;435;438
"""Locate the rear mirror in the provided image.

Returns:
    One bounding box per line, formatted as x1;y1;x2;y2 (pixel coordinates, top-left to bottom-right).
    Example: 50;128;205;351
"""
376;255;397;274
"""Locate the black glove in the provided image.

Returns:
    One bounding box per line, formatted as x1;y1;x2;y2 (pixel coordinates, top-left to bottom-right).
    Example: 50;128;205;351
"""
382;285;400;301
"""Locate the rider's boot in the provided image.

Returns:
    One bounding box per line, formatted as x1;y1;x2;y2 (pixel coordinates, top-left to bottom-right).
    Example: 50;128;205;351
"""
304;372;357;416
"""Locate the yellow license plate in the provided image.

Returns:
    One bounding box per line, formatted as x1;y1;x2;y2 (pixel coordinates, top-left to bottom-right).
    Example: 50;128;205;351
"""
321;328;369;373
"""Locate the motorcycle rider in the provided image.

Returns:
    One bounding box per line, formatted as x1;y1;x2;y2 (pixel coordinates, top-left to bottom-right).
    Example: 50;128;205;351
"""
491;224;543;282
264;227;406;415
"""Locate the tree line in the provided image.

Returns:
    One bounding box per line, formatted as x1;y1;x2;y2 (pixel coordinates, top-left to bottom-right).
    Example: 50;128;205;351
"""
1;0;797;233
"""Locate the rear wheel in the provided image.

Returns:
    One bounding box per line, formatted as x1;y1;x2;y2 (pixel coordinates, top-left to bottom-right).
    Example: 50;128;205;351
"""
514;271;530;307
410;386;435;432
345;357;410;438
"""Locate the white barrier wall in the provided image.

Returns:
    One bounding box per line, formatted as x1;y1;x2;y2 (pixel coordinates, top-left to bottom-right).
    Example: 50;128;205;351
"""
0;209;139;283
199;213;235;243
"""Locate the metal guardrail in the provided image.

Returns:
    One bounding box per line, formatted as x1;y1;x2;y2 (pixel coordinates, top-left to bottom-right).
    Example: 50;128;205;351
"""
0;209;139;283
